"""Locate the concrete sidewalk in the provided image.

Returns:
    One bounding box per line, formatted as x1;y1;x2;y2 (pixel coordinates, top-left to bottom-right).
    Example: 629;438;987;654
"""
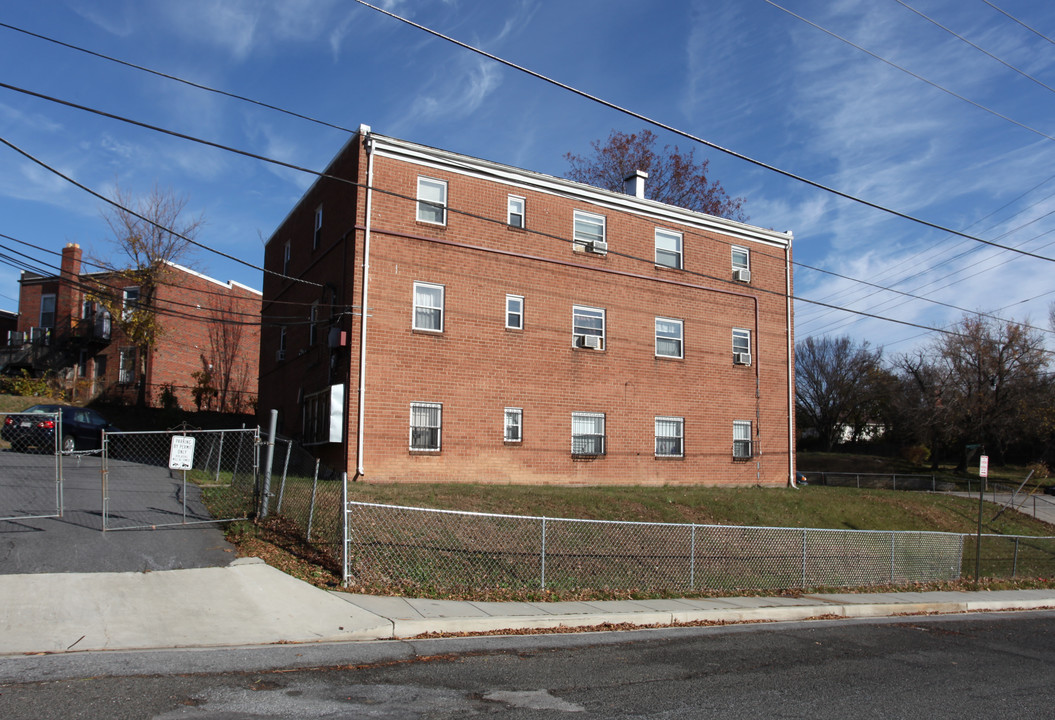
3;557;1054;656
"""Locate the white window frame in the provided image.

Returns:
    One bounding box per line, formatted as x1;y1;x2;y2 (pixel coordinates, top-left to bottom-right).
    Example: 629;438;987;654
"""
732;246;750;272
39;293;56;328
571;412;606;456
121;287;139;321
118;346;136;385
573;210;605;249
655;416;684;457
505;294;524;330
508;195;525;228
655;228;683;269
413;282;445;332
655;317;684;359
504;407;523;443
309;302;319;345
314;204;323;249
410;402;442;451
733;420;753;459
733;328;751;359
417;177;448;225
572;305;605;349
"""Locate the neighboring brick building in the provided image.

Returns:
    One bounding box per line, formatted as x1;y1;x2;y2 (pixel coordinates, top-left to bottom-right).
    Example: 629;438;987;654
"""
4;243;261;411
259;126;795;486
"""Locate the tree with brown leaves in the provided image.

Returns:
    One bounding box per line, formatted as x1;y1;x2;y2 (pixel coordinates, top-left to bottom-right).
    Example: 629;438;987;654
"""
565;128;747;221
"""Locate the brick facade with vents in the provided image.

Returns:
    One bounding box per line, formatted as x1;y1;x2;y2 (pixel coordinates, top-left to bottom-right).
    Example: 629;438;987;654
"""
259;127;795;486
9;244;261;411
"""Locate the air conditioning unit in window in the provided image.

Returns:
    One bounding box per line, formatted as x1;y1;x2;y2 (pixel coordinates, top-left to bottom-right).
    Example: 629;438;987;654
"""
733;268;751;283
734;352;752;366
589;240;608;255
276;349;286;362
579;335;602;350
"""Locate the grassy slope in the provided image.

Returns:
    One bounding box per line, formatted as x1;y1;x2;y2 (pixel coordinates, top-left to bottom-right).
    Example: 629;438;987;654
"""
346;482;1054;537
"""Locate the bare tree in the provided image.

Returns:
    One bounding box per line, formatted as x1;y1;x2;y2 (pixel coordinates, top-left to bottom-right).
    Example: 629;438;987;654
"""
795;335;885;451
565;128;747;221
208;294;249;413
91;183;204;406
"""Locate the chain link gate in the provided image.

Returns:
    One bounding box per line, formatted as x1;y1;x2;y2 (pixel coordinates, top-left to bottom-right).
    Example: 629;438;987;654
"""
0;410;63;522
102;428;259;531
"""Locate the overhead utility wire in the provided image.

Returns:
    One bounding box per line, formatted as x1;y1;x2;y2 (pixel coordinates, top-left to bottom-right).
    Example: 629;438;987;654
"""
351;0;1055;264
0;21;358;136
895;0;1055;94
982;1;1055;46
764;0;1055;144
0;132;321;289
0;73;1040;339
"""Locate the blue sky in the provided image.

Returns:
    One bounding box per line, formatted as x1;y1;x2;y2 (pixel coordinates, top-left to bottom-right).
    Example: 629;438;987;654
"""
1;0;1053;356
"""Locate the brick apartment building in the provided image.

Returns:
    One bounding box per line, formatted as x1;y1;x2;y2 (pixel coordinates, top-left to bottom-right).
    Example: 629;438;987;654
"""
5;243;261;410
259;126;795;486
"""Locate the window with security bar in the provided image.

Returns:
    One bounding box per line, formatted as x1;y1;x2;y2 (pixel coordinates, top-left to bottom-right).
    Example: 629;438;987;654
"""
733;420;753;459
504;407;522;442
410;402;442;451
655;416;684;457
572;412;605;455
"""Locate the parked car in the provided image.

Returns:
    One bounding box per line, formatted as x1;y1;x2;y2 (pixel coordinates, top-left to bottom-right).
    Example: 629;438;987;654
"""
1;404;119;453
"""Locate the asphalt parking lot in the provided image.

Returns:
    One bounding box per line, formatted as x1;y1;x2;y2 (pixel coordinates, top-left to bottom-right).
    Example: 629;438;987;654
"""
0;450;236;574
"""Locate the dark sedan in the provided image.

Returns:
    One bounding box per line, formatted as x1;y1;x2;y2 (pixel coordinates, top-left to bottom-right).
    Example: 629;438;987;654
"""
1;404;118;453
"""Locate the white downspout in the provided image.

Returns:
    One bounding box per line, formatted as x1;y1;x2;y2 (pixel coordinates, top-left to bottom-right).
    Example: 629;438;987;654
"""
357;126;374;477
785;236;796;488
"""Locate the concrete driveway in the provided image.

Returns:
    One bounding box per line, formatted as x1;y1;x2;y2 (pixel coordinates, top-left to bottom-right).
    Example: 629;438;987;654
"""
0;449;237;574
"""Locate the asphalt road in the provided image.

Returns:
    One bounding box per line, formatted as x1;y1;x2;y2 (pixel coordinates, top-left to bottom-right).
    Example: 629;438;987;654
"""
0;450;236;574
2;612;1053;719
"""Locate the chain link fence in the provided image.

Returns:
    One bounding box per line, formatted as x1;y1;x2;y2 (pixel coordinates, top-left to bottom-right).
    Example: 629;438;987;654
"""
102;428;259;530
801;471;952;491
258;436;344;570
344;502;972;593
0;410;62;521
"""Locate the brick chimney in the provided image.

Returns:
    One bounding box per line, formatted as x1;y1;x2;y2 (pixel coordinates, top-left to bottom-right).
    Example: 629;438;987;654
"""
56;243;83;337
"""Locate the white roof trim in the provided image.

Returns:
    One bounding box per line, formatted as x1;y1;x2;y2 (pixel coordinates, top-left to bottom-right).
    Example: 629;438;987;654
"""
369;134;793;250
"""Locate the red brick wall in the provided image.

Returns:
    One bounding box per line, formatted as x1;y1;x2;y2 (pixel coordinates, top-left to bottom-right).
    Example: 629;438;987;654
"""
260;133;794;486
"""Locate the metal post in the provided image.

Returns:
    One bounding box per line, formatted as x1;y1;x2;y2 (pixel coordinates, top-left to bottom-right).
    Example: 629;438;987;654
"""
214;431;224;484
975;477;985;583
101;430;109;531
341;472;349;587
306;459;320;542
260;409;278;519
1013;538;1019;578
182;468;188;524
801;529;807;588
689;524;696;590
541;517;547;589
893;474;897;491
890;532;896;583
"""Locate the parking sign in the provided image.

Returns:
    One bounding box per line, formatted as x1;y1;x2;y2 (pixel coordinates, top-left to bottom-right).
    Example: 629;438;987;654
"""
169;435;196;471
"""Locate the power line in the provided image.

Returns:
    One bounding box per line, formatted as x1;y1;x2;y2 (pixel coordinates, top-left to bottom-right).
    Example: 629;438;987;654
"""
350;0;1055;265
764;0;1055;143
982;1;1055;46
895;0;1055;94
0;132;321;288
0;21;358;136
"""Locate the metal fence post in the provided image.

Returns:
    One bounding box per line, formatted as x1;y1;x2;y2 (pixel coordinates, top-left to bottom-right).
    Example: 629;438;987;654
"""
101;430;109;531
801;529;807;588
260;409;278;519
890;532;896;583
214;431;224;484
893;474;897;491
1013;538;1019;578
341;472;349;587
541;517;547;590
690;524;697;590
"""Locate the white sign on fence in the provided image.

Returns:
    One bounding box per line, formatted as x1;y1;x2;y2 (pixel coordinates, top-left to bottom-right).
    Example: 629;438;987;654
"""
169;435;196;471
979;455;989;478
